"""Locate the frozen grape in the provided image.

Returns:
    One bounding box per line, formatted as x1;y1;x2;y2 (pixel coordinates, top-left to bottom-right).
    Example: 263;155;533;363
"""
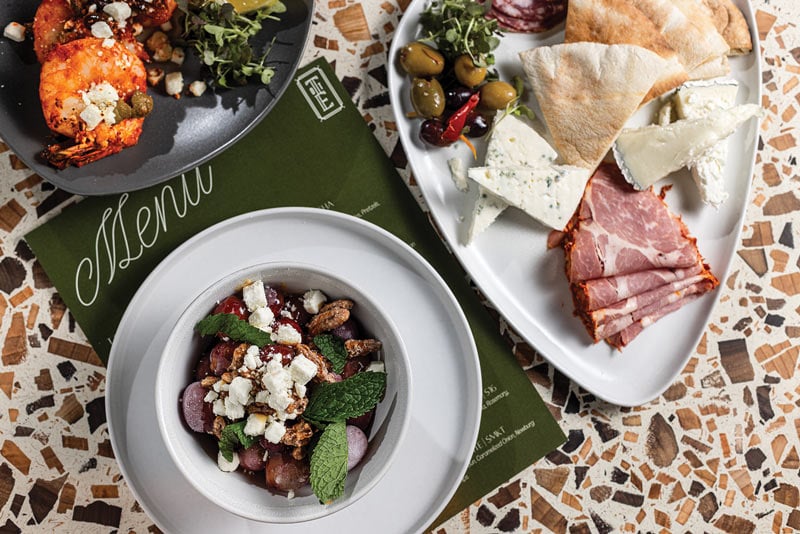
209;341;235;375
346;425;368;471
238;443;267;472
181;381;213;433
330;318;361;340
213;295;248;320
265;452;310;492
347;408;374;432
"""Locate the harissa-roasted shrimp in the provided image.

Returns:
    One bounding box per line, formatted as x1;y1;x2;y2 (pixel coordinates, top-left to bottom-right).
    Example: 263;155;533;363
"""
39;37;149;168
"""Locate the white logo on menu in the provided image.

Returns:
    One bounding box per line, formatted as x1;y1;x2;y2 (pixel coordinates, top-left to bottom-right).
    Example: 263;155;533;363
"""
75;167;214;307
296;66;344;121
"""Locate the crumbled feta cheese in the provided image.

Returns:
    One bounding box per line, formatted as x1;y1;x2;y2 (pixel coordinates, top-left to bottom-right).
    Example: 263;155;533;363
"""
79;81;119;130
212;398;226;416
269;389;293;413
204;390;219;403
147;67;164;87
287;490;295;499
294;383;307;398
367;361;386;374
103;2;132;27
261;360;292;393
243;280;268;311
248;306;274;331
79;105;104;131
243;345;263;370
223;397;245;420
102;38;115;48
254;390;270;404
90;21;114;39
3;22;26;42
274;323;302;345
303;290;327;314
218;450;239;472
164;71;183;97
228;376;252;405
171;47;185;65
289;355;317;386
244;413;268;436
263;420;287;444
188;80;207;97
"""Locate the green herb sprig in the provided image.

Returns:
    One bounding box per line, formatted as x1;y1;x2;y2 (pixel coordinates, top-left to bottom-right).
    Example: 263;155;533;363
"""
419;0;503;68
313;334;348;375
179;0;286;88
195;313;273;346
219;421;259;461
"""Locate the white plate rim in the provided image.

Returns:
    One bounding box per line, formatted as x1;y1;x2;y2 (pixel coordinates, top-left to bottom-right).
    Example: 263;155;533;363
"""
105;207;482;532
388;0;762;406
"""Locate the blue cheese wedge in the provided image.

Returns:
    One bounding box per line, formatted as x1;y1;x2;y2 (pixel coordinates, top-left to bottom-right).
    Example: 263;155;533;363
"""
674;79;739;208
613;103;761;191
466;114;557;242
467;165;590;230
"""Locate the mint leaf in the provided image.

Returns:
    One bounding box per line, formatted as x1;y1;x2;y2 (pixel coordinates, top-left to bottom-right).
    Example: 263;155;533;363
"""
195;313;272;347
313;334;348;374
309;421;348;504
218;421;258;462
304;371;386;425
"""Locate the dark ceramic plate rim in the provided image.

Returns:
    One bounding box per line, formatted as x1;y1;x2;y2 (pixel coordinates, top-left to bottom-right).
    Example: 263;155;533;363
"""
0;0;313;196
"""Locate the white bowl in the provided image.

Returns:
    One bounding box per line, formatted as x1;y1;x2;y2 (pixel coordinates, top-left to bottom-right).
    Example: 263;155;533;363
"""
155;261;412;523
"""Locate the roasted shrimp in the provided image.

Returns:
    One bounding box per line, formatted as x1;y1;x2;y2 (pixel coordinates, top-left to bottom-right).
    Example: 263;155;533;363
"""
39;37;152;168
33;0;88;63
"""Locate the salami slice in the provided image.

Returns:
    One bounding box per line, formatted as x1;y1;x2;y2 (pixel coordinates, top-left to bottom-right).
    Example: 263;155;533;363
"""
487;0;567;33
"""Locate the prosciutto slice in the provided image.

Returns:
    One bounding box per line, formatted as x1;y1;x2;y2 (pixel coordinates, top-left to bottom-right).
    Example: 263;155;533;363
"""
564;163;702;283
561;162;719;349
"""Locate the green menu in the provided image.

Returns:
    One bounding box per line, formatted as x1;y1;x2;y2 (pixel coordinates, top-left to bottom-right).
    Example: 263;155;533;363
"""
26;58;565;529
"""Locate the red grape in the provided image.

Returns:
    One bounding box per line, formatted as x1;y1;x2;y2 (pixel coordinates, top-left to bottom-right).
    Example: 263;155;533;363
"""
346;425;368;471
180;381;213;433
265;452;310;492
213;296;248;320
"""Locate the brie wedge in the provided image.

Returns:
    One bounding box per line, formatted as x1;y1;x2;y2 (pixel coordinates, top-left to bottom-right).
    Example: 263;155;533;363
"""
467;165;590;230
466;114;557;242
674;79;739;208
613;103;761;191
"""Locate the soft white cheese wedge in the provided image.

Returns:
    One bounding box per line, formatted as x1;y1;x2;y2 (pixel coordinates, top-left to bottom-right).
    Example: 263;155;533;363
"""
613;103;762;191
466;114;558;242
674;79;740;208
467;165;591;230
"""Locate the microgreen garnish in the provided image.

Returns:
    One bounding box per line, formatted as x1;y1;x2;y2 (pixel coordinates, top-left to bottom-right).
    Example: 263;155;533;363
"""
419;0;503;68
218;421;258;462
195;313;272;346
178;0;286;88
313;334;348;375
309;421;348;504
304;371;387;427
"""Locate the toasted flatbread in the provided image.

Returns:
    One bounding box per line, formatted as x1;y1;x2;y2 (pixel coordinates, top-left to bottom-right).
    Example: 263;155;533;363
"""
629;0;730;72
696;0;753;55
687;54;730;80
520;42;667;170
564;0;688;101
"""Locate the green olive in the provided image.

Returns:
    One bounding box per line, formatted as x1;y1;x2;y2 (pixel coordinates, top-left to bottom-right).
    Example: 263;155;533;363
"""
453;54;486;88
410;77;445;118
479;81;517;111
399;42;445;78
131;90;154;117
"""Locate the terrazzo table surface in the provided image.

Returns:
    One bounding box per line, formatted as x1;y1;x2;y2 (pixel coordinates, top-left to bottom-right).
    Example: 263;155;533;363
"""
1;1;799;532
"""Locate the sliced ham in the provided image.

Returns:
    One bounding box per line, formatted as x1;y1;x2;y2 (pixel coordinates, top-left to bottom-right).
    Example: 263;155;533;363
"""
563;163;702;283
572;264;704;311
561;162;719;349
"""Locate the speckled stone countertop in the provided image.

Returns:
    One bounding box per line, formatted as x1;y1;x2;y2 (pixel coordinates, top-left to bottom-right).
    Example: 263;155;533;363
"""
1;1;798;532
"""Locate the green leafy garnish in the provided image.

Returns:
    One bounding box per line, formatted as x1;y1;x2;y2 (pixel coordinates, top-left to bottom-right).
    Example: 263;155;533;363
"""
309;421;348;504
313;334;348;375
195;313;273;346
304;371;387;426
218;421;258;462
179;0;287;88
419;0;503;67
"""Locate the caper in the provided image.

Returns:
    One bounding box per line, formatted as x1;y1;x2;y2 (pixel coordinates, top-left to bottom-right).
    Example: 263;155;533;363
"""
399;42;445;78
114;100;133;122
410;77;445;119
453;54;486;88
479;81;517;111
131;90;154;117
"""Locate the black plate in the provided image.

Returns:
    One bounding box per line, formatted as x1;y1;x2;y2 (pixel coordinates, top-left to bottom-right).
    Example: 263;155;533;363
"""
0;0;312;195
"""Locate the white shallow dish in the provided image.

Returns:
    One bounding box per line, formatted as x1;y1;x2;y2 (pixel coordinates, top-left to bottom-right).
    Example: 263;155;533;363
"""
106;208;481;533
388;0;761;406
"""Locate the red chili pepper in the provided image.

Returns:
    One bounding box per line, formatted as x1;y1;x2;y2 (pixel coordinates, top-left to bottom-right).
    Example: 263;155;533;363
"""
441;92;480;143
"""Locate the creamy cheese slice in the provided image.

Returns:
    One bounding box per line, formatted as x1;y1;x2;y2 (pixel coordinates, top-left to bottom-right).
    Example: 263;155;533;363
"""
467;165;591;230
674;79;739;208
613;103;761;191
466;114;557;242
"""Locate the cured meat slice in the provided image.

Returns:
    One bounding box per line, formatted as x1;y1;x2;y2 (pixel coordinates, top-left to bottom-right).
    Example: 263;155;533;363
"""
606;293;704;349
563;163;701;282
488;0;567;32
573;264;703;311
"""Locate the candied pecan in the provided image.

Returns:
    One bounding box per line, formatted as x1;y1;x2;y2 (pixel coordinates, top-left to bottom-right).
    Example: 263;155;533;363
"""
200;376;218;388
319;299;354;313
345;339;382;358
296;344;338;382
307;306;350;336
281;420;314;448
212;416;226;439
291;446;306;461
246;403;275;416
287;397;308;416
221;372;234;384
228;343;248;371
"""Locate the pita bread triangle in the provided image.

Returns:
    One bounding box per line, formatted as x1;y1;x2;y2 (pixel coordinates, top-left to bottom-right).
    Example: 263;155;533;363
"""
520;42;668;171
564;0;688;101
